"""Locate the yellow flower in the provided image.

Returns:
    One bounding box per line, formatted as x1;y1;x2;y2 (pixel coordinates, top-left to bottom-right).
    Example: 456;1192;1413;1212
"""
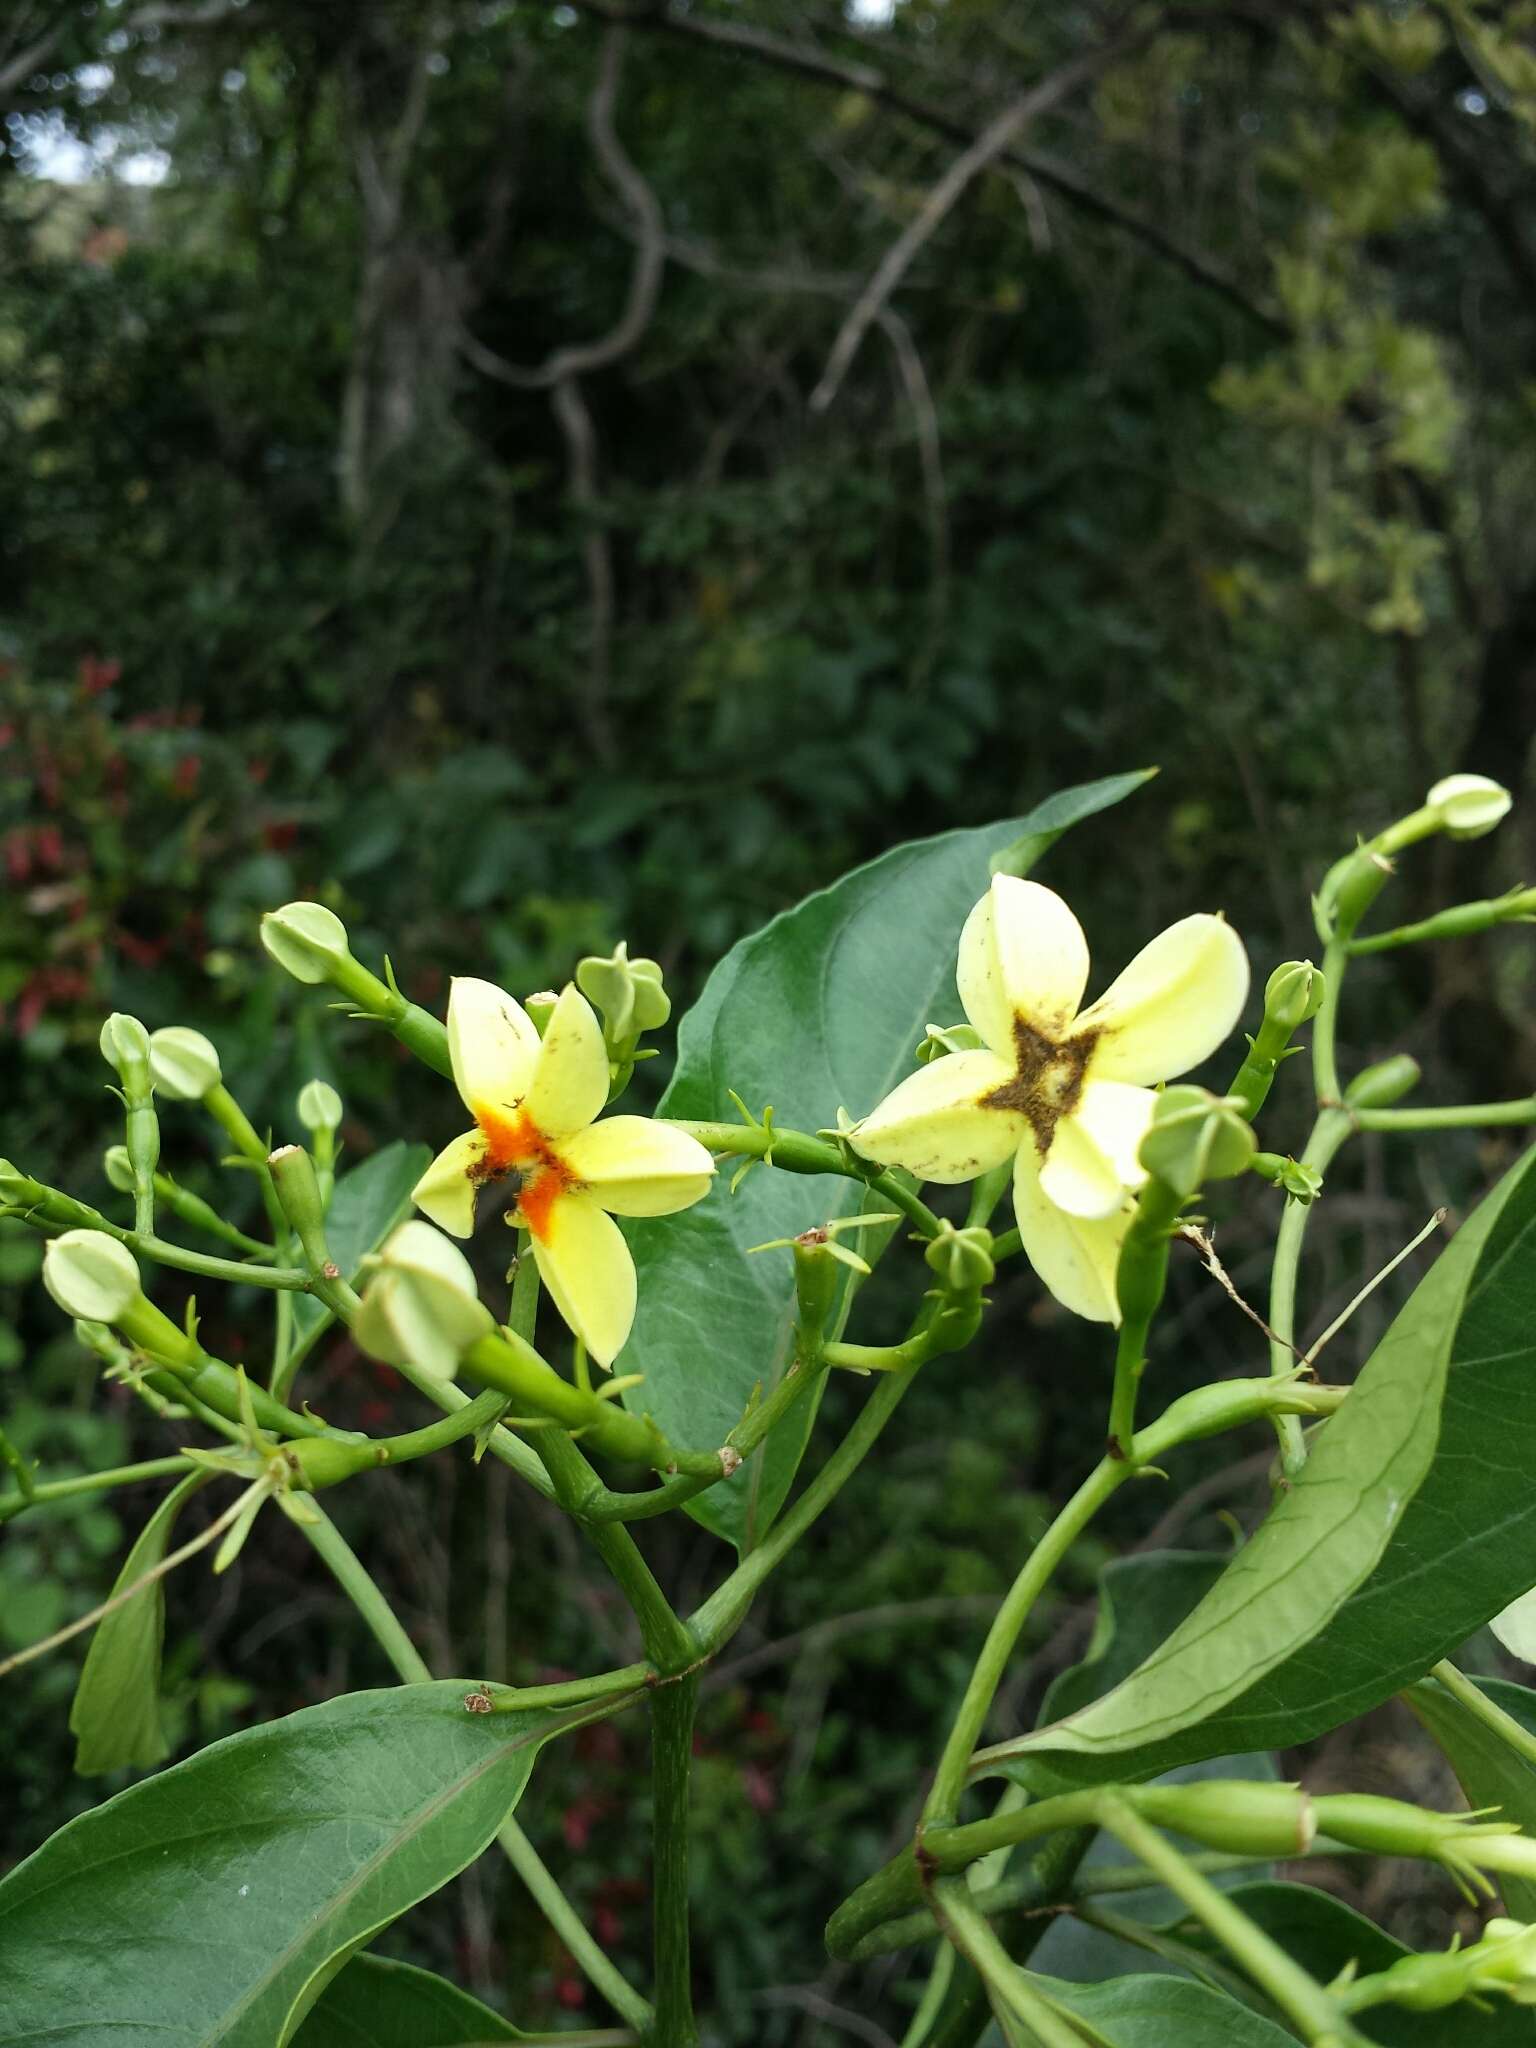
412;979;715;1366
852;877;1249;1324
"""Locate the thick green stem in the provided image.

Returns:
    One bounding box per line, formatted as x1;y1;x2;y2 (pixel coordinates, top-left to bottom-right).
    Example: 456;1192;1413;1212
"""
923;1458;1127;1825
666;1119;942;1238
110;1293;330;1440
536;1431;694;1670
930;1881;1083;2048
649;1676;699;2047
1355;1097;1536;1130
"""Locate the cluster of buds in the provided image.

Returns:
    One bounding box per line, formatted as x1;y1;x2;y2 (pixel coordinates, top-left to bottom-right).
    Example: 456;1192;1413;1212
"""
1340;1917;1536;2015
575;942;671;1098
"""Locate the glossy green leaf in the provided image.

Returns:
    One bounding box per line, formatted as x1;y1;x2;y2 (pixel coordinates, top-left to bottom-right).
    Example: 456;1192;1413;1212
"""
995;1146;1536;1787
69;1469;208;1775
0;1680;600;2048
623;772;1155;1553
1409;1673;1536;1922
1032;1971;1296;2046
1163;1881;1535;2048
291;1141;431;1341
295;1954;523;2044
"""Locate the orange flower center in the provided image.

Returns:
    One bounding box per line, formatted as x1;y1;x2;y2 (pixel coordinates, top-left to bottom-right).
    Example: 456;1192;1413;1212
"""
475;1107;575;1242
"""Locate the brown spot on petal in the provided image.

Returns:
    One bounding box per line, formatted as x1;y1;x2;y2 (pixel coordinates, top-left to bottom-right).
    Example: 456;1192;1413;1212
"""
981;1015;1099;1155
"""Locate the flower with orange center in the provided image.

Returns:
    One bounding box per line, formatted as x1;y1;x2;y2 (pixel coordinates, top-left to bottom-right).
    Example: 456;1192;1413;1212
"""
851;876;1249;1324
412;979;715;1367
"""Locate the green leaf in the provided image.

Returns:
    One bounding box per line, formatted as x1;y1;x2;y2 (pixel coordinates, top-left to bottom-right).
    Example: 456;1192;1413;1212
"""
995;1145;1536;1787
294;1954;523;2044
623;772;1155;1553
1161;1881;1535;2047
292;1141;431;1341
1409;1674;1536;1922
69;1469;209;1776
1032;1971;1296;2046
0;1680;602;2048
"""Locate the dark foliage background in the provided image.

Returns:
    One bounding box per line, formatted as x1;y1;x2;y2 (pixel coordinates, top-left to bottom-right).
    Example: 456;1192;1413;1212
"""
3;1;1536;2039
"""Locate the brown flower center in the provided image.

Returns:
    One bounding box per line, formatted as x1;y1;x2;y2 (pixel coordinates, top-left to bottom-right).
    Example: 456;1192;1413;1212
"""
981;1014;1098;1156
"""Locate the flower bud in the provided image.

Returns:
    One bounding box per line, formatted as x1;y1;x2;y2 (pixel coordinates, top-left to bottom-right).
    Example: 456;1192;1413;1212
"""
1252;1152;1324;1204
260;901;354;985
42;1230;142;1323
103;1145;135;1193
1132;1780;1315;1858
576;943;671;1044
351;1221;493;1382
1263;960;1324;1032
148;1026;221;1101
924;1221;995;1293
916;1023;986;1065
1345;1053;1421;1109
288;1434;379;1491
296;1079;343;1134
1138;1086;1256;1198
524;991;560;1037
1428;773;1512;841
99;1012;152;1075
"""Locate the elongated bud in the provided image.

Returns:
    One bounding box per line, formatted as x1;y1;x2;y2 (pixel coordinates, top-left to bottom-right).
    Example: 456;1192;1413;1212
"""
352;1221;493;1382
924;1221;995;1292
148;1025;221;1101
1312;1793;1503;1863
1264;960;1324;1032
916;1023;985;1064
268;1146;329;1270
1428;772;1512;841
296;1080;343;1135
1251;1152;1324;1204
99;1012;152;1076
103;1145;135;1193
1131;1780;1315;1857
1345;1053;1421;1109
43;1230;143;1323
1138;1086;1255;1198
260;901;354;985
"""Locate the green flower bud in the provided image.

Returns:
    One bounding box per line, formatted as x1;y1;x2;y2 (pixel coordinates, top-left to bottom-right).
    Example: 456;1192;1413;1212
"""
916;1023;986;1065
1251;1152;1324;1204
1263;960;1325;1032
1138;1086;1256;1198
99;1012;152;1075
576;943;671;1044
260;901;354;985
1132;1780;1315;1858
42;1230;142;1324
1345;1053;1421;1109
288;1434;379;1491
268;1145;329;1267
352;1220;493;1382
148;1025;222;1101
924;1221;995;1292
103;1145;135;1193
1428;772;1512;841
525;991;560;1037
296;1079;343;1134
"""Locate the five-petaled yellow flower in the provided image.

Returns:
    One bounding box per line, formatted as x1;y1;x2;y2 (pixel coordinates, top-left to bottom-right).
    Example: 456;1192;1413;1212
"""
851;877;1249;1324
413;980;715;1367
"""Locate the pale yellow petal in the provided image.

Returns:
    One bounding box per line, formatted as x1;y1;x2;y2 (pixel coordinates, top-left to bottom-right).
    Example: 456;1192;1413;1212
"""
1074;1080;1157;1187
1491;1587;1536;1664
560;1116;716;1217
1013;1141;1133;1325
1075;915;1249;1086
532;1192;636;1369
523;984;610;1140
412;1128;491;1239
957;876;1090;1059
853;1049;1022;1184
447;977;540;1121
1037;1118;1125;1221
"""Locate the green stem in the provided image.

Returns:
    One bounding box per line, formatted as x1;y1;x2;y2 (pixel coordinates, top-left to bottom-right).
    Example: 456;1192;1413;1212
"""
1416;1662;1536;1769
298;1506;653;2033
324;951;453;1077
148;1173;271;1257
1107;1179;1183;1456
0;1454;194;1525
930;1881;1084;2048
1266;1107;1351;1473
649;1675;699;2047
112;1295;329;1439
4;1176;312;1289
689;1358;920;1651
536;1431;694;1669
923;1456;1127;1825
509;1225;540;1340
666;1119;942;1238
1354;1097;1536;1130
204;1080;288;1237
1309;935;1349;1106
